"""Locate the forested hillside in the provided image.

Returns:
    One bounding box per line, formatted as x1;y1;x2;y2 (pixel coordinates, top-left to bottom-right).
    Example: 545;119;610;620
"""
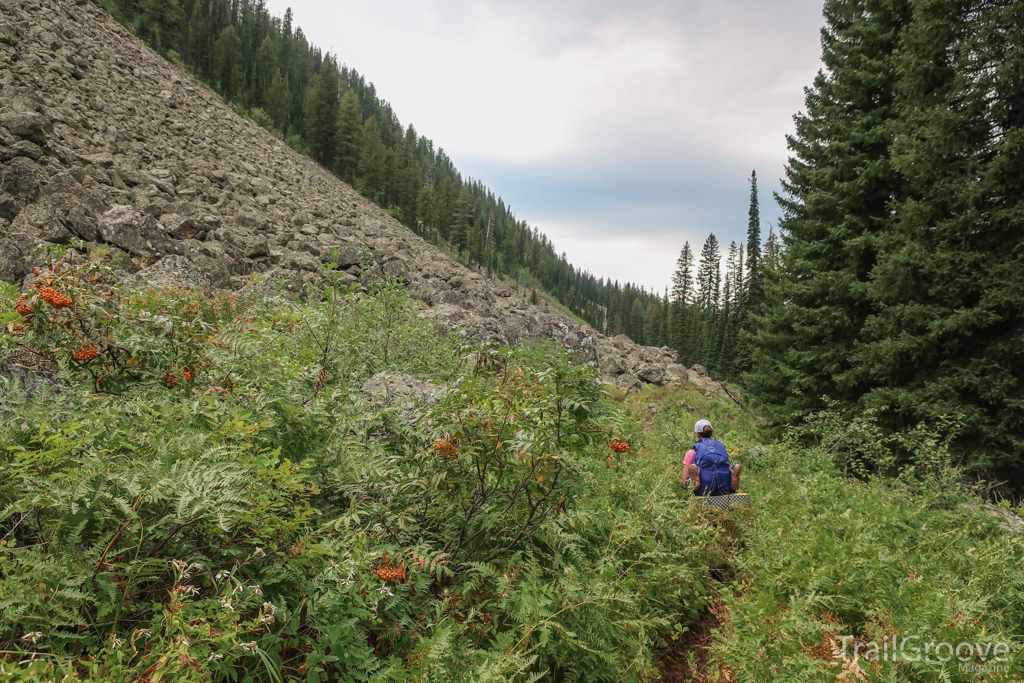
747;0;1024;493
96;0;673;336
94;0;1023;492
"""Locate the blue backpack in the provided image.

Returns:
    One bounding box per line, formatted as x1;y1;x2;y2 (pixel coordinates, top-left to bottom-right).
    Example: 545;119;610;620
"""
693;438;731;496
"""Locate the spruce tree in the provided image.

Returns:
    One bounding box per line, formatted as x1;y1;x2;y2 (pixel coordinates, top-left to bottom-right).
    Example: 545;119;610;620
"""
670;242;694;363
250;36;276;108
334;89;364;182
303;59;339;165
696;234;721;312
744;170;762;309
630;299;646;344
265;69;291;131
696;234;721;368
212;25;244;101
853;0;1024;483
358;116;387;202
747;0;911;424
138;0;183;53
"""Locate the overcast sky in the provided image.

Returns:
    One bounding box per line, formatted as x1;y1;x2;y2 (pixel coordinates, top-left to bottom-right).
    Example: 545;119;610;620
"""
264;0;827;292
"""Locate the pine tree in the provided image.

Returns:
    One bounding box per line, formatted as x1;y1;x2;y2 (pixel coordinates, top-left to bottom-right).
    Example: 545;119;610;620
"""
265;68;291;130
718;241;745;375
358;116;388;203
630;299;646;345
762;226;782;273
747;0;911;424
852;0;1024;483
670;242;694;362
212;25;244;101
696;234;721;368
415;184;434;231
744;170;763;309
303;59;339;165
334;89;363;182
249;36;276;108
138;0;183;53
696;234;721;312
450;185;472;254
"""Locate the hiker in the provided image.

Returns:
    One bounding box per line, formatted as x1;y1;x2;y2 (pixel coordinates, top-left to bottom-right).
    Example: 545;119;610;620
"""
682;419;741;495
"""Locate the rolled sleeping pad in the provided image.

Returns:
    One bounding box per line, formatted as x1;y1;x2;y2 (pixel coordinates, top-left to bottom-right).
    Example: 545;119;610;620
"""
698;493;750;510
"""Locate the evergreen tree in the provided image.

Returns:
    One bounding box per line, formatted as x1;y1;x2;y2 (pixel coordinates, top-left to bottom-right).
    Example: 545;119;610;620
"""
213;25;244;100
265;68;291;130
696;234;721;367
744;170;763;309
747;0;911;424
303;59;339;164
249;36;276;108
451;185;473;254
415;184;434;230
852;0;1024;482
630;299;646;345
138;0;183;53
762;226;782;271
718;241;745;376
696;234;721;312
334;89;363;181
393;127;421;227
358;116;388;202
670;242;695;364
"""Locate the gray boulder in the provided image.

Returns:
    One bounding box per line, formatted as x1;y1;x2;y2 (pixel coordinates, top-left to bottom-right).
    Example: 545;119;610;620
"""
98;204;178;258
361;371;446;413
121;255;209;290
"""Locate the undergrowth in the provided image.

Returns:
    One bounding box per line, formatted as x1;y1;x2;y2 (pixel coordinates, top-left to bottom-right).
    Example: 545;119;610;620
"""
0;257;728;682
1;256;1021;682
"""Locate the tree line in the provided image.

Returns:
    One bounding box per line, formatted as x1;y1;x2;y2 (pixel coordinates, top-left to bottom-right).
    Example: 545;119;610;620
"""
97;0;671;335
746;0;1023;491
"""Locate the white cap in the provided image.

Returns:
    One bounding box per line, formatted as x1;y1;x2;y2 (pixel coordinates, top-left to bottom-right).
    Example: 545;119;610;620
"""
694;419;712;434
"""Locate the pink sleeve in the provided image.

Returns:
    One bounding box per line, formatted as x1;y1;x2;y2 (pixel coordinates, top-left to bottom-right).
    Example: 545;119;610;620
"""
683;449;695;468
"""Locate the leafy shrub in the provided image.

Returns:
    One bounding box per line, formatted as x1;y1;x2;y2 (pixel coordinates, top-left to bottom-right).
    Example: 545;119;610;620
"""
0;264;720;682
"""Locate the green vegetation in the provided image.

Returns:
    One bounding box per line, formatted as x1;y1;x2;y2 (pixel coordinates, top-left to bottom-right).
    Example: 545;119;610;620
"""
747;0;1024;491
2;255;1021;681
0;255;724;681
90;0;1023;490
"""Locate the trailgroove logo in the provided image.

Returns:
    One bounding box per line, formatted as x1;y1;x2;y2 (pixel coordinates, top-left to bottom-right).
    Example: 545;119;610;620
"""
835;635;1013;666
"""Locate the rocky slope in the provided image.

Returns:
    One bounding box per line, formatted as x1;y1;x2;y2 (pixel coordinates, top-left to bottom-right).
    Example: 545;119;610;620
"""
0;0;700;392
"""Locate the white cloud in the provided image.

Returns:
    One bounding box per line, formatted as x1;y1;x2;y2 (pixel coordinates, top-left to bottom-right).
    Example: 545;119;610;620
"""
264;0;824;291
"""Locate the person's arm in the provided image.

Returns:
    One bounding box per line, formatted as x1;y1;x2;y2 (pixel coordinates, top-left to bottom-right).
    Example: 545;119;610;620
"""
682;449;695;484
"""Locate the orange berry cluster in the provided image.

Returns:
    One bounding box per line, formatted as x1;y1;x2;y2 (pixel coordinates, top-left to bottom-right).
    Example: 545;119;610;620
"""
166;368;198;387
608;439;630;454
72;346;99;362
14;297;34;317
38;286;73;309
375;555;407;582
432;438;459;458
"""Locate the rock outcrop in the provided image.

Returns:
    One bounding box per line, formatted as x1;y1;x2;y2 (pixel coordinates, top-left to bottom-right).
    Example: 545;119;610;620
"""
361;371;446;411
0;0;692;392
